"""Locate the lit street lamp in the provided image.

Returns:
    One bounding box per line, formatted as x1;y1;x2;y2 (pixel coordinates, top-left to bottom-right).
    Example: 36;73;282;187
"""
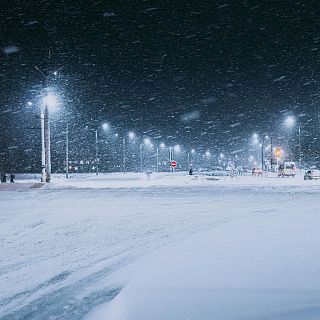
123;131;135;174
252;133;270;171
284;115;302;168
41;93;58;182
34;66;60;183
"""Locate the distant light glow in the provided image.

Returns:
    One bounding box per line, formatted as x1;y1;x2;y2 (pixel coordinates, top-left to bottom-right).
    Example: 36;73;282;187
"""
160;142;166;149
191;149;196;154
144;138;152;146
205;150;211;157
173;144;181;153
284;116;295;128
27;101;33;107
219;153;224;159
102;123;110;131
128;132;135;139
44;93;58;111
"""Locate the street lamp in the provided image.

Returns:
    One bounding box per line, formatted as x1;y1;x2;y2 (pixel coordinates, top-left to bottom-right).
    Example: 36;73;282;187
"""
123;131;136;174
284;115;295;128
40;92;58;182
34;66;60;183
252;133;271;171
284;115;302;168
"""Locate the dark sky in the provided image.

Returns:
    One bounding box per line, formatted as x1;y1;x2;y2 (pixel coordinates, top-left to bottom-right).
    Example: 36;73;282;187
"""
1;0;320;171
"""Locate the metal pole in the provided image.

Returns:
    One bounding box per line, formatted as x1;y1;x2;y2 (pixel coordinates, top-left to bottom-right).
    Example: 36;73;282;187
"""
156;146;159;172
270;137;273;171
95;130;98;175
140;144;143;173
169;147;173;173
298;124;302;169
261;139;264;171
44;105;51;182
66;122;69;179
40;109;46;182
123;137;126;174
187;152;190;171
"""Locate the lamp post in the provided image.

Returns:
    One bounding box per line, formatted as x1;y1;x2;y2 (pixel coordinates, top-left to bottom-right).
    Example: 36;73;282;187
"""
95;129;99;175
42;93;57;182
34;66;59;183
40;107;46;182
298;124;302;168
252;133;270;171
123;132;135;174
66;121;69;179
123;137;126;174
156;146;159;172
169;147;173;172
284;115;302;168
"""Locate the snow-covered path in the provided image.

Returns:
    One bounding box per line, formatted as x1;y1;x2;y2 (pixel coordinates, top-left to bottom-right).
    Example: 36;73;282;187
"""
1;174;319;319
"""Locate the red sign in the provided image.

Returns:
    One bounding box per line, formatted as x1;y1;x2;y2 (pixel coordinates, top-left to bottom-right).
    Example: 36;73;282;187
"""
170;161;177;168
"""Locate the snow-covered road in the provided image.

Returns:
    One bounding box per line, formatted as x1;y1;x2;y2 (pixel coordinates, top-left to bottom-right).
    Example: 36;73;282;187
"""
1;173;319;319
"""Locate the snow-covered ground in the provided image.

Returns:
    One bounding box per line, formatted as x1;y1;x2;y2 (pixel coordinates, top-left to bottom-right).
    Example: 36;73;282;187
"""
1;173;320;319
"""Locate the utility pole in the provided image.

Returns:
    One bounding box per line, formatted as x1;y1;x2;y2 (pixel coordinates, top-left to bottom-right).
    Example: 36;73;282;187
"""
261;139;264;171
156;146;159;172
270;137;273;171
169;147;173;173
187;152;190;171
140;144;143;173
44;105;51;182
66;122;69;179
123;137;126;174
298;124;302;169
95;130;98;175
40;108;46;182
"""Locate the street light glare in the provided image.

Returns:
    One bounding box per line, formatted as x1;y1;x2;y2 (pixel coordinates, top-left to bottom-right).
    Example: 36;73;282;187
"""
160;142;166;149
102;123;110;131
173;144;181;153
128;132;135;139
44;93;58;111
144;138;151;146
285;116;295;128
27;101;33;107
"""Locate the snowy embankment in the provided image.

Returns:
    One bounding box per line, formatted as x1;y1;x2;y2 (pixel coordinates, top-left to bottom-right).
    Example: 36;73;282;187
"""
1;173;320;319
90;214;320;320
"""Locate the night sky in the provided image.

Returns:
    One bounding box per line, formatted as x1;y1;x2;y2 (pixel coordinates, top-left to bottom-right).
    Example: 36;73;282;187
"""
1;0;320;172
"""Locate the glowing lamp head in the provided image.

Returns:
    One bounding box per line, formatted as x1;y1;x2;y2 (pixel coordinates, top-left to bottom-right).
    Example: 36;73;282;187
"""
173;144;181;153
128;132;135;139
44;93;58;111
285;116;295;128
102;123;110;131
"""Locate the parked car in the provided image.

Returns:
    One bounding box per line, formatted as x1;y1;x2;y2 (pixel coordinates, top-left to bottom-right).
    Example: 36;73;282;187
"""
278;162;296;177
304;170;320;180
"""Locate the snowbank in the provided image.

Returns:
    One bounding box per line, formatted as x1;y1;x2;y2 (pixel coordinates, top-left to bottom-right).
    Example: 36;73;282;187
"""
88;214;320;320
